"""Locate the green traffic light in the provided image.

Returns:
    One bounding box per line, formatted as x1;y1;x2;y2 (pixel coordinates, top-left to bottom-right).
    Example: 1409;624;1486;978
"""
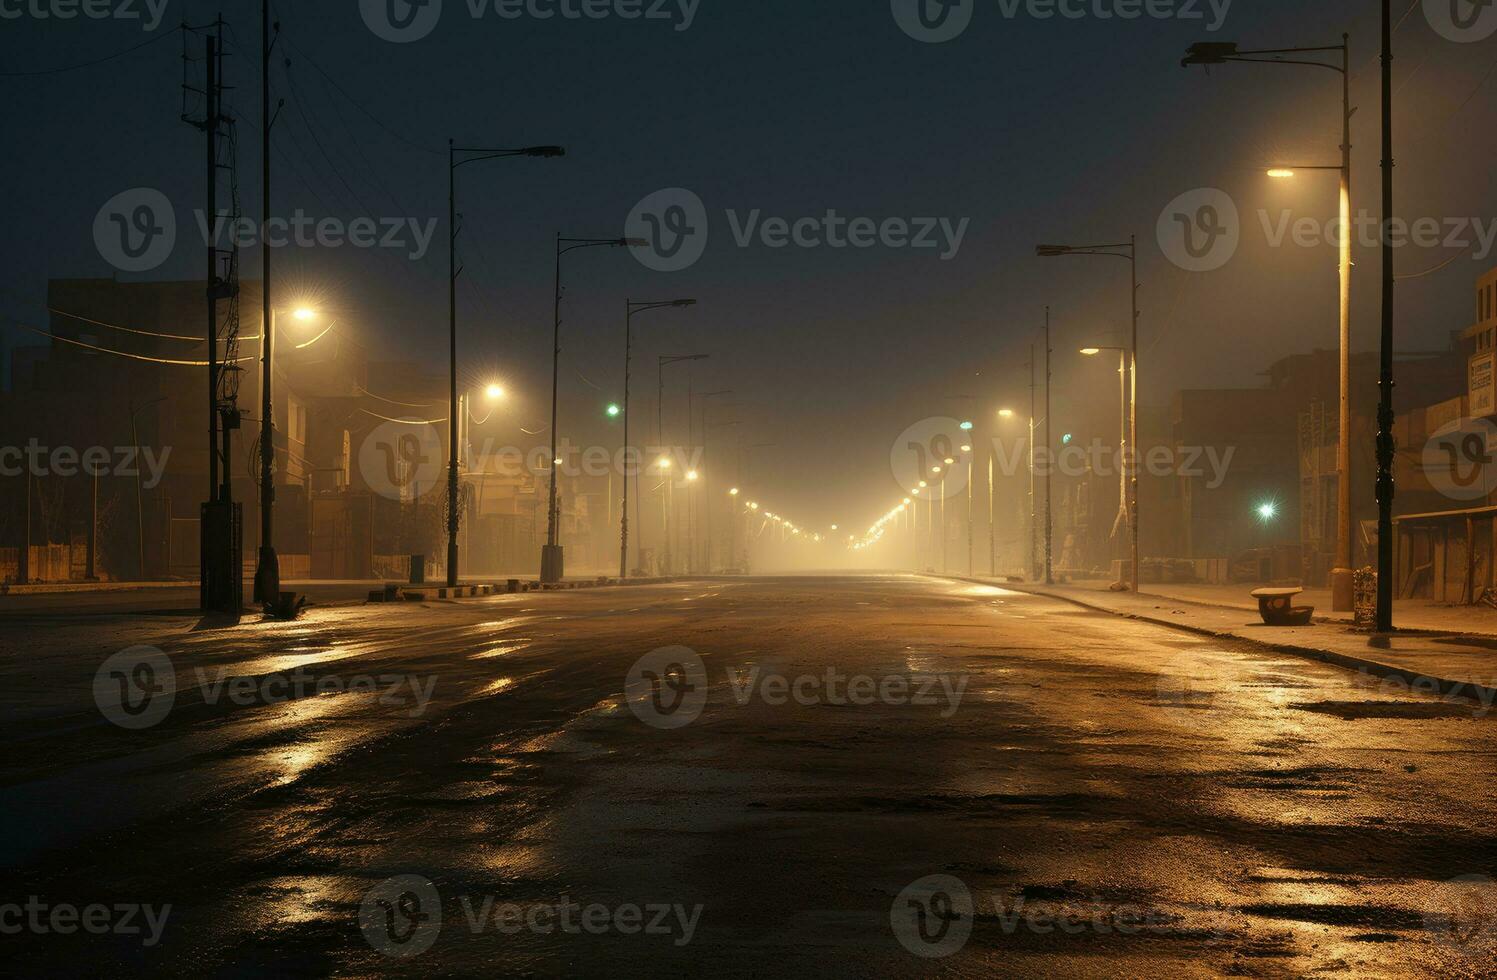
606;404;621;418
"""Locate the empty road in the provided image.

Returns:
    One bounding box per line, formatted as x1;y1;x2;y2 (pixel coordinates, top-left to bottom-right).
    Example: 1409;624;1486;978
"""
3;574;1494;976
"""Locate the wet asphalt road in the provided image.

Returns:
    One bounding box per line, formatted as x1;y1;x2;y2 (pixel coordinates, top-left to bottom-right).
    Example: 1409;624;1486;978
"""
2;574;1496;977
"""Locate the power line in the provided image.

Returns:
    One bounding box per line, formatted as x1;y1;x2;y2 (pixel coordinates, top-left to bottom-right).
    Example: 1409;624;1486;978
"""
0;24;181;76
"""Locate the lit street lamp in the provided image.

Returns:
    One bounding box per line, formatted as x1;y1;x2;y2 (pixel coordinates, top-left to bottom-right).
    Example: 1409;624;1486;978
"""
1181;34;1355;611
446;141;564;590
1081;345;1131;587
542;235;641;585
621;299;696;578
252;304;318;605
1037;247;1137;590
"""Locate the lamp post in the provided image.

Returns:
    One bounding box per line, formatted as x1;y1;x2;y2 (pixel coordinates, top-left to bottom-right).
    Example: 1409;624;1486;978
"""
1376;0;1395;633
446;142;564;589
695;390;734;572
1081;345;1132;586
1037;247;1138;590
540;235;639;584
1182;35;1354;611
621;299;696;579
252;305;317;604
657;354;709;573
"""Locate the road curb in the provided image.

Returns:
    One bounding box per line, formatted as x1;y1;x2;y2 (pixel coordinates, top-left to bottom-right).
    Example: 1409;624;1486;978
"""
931;574;1497;708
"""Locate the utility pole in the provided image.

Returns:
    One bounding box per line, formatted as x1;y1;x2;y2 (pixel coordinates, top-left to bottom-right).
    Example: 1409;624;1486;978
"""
252;1;283;606
1044;307;1053;585
188;17;243;612
1375;0;1395;632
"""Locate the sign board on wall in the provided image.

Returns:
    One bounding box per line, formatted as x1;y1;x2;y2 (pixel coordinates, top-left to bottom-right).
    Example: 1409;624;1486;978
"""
1472;351;1496;417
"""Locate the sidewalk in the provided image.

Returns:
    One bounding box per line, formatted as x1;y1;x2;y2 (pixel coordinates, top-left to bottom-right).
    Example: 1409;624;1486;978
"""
1062;578;1497;637
943;574;1497;709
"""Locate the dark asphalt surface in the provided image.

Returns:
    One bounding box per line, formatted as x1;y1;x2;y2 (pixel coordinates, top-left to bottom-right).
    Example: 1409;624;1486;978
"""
2;574;1495;977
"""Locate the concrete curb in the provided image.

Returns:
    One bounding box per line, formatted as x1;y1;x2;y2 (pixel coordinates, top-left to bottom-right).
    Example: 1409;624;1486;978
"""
931;573;1497;709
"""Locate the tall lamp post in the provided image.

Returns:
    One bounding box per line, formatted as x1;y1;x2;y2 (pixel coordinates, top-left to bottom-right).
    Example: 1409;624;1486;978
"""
696;390;734;572
540;235;640;584
252;305;318;604
1081;345;1132;587
1376;0;1395;633
446;142;564;589
1037;245;1139;590
658;353;709;573
1181;36;1354;611
621;299;697;578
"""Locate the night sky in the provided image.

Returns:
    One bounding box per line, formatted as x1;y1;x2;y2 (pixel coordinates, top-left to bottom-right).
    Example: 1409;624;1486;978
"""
3;0;1493;532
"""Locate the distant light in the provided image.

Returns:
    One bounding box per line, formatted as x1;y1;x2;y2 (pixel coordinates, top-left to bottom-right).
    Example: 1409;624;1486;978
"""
998;409;1015;418
943;457;955;465
606;403;621;418
729;487;740;496
960;444;972;453
485;383;505;401
686;470;699;482
1267;168;1295;179
1061;433;1073;445
658;457;672;470
1079;347;1101;356
554;457;563;466
292;307;316;321
959;421;974;431
831;524;839;531
918;480;927;488
1257;502;1279;521
932;465;942;474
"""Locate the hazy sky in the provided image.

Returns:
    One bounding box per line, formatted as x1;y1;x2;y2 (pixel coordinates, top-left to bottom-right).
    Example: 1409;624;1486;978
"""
3;0;1494;532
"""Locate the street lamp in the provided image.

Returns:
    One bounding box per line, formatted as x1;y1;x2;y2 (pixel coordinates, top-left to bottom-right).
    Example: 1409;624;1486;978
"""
252;303;318;605
1181;34;1354;611
657;353;709;574
621;299;696;579
1082;345;1132;587
542;235;641;585
1037;247;1138;590
447;141;564;589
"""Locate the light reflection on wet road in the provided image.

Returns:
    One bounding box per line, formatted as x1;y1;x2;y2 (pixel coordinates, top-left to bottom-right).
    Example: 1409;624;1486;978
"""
2;574;1494;976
